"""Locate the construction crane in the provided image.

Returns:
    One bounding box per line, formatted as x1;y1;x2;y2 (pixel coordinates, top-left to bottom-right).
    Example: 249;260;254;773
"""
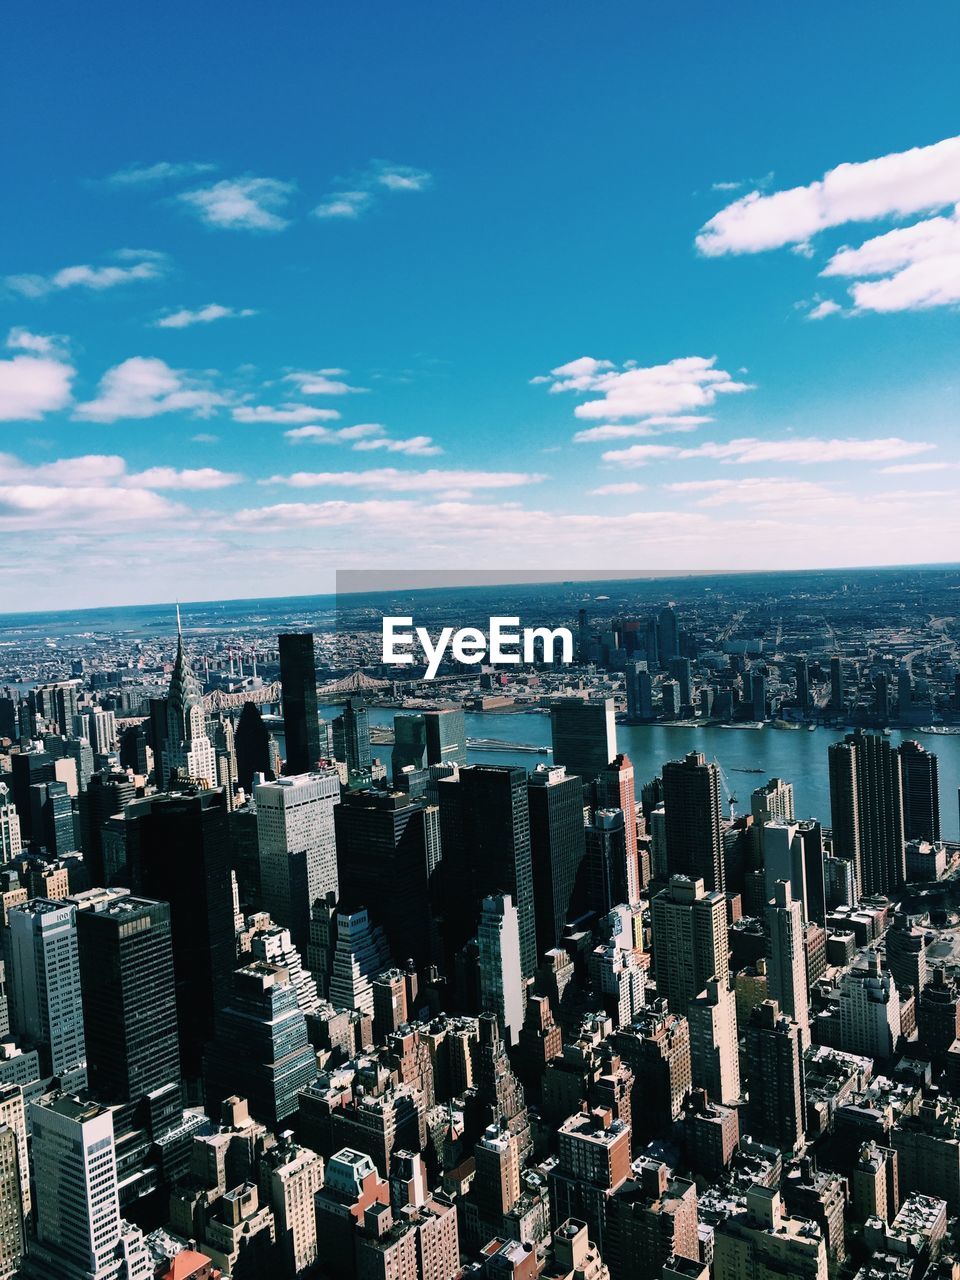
713;757;738;820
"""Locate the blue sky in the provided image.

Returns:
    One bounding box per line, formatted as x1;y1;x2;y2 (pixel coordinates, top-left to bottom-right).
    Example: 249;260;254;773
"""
3;2;960;608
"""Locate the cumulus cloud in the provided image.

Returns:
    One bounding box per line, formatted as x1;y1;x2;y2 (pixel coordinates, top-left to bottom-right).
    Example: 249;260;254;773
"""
124;466;242;490
536;354;751;423
312;160;432;220
0;330;75;421
284;370;367;395
0;485;187;529
156;304;257;329
602;435;936;468
105;160;216;185
178;177;295;231
697;134;960;257
7;250;167;298
73;357;224;423
261;467;544;493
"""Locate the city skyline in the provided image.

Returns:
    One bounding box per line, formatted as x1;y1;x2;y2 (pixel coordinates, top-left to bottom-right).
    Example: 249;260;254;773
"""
4;3;960;608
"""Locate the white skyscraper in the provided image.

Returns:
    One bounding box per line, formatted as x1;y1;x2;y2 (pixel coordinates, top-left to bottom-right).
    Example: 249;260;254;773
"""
688;975;741;1104
0;784;21;860
763;820;811;918
254;767;340;944
7;899;87;1089
838;952;901;1060
766;880;810;1048
328;907;391;1016
160;614;217;791
28;1096;152;1279
478;893;525;1047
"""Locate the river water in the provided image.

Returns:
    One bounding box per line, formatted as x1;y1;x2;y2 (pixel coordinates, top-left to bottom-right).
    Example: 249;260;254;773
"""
315;704;960;841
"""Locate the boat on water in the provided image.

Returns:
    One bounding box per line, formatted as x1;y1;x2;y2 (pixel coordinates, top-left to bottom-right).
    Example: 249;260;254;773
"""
731;767;764;774
718;721;764;730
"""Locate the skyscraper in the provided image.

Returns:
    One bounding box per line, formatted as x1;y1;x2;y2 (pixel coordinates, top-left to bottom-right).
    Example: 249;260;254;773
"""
125;787;235;1079
477;893;525;1047
751;777;795;825
795;657;811;715
550;698;617;787
392;713;427;779
586;809;633;918
332;698;372;777
424;707;468;767
78;769;136;885
624;661;653;721
279;632;321;775
596;753;641;903
830;655;845;714
661;752;725;893
657;606;679;664
829;730;906;897
234;700;276;792
74;890;181;1105
0;784;21;861
9;749;55;843
255;767;340;946
438;765;537;979
160;616;216;791
688;976;740;1105
897;739;940;844
7;898;87;1088
650;875;729;1015
765;881;810;1047
743;1000;805;1154
335;787;435;970
527;764;588;951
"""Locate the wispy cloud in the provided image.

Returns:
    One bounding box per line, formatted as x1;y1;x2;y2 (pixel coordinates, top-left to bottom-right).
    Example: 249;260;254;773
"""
156;303;257;329
590;482;647;495
124;466;242;490
105;160;216;185
234;404;343;426
73;357;224;423
0;329;75;420
536;354;751;424
312;160;432;220
281;422;435;452
602;435;935;468
261;467;543;493
178;176;295;231
6;250;167;298
353;434;442;456
573;417;711;443
284;370;367;395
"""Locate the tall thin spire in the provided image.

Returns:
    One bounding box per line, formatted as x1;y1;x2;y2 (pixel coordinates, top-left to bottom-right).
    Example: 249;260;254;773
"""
176;601;183;638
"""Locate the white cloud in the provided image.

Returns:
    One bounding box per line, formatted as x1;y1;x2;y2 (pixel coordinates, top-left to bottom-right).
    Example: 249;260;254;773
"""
877;461;955;474
284;370;366;395
156;303;257;329
573;417;710;443
602;435;936;468
352;434;442;456
7;251;167;298
312;160;432;219
536;354;752;422
0;484;186;529
125;466;242;490
807;299;843;320
0;334;74;421
283;424;386;444
73;357;224;423
234;404;343;426
590;482;647;495
106;160;216;185
261;467;544;493
820;205;960;313
697;134;960;256
178;177;295;231
191;433;220;444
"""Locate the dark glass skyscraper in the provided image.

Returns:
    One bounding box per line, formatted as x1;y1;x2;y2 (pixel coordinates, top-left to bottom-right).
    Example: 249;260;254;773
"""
897;739;940;843
549;698;617;787
391;713;427;781
527;764;587;951
828;730;905;897
234;700;276;791
279;632;321;775
438;765;537;979
661;751;725;894
333;698;372;775
75;892;181;1105
125;787;236;1079
424;708;467;767
78;769;136;885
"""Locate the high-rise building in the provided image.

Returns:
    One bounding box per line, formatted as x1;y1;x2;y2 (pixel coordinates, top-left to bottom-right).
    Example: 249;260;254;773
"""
29;1095;152;1280
74;890;180;1105
478;894;525;1048
712;1186;827;1280
595;754;640;904
333;699;372;776
549;1109;632;1255
438;765;537;979
279;632;321;776
897;739;940;844
203;961;317;1128
528;764;588;952
424;707;467;767
688;976;740;1105
255;768;340;947
650;875;729;1016
0;784;22;861
0;1083;29;1249
9;749;55;843
160;619;216;791
328;907;392;1017
392;714;427;779
78;769;136;885
837;952;901;1060
125;787;235;1079
27;779;75;858
7;898;86;1088
0;1121;25;1276
795;658;811;715
550;698;617;787
829;731;906;897
657;607;679;665
624;662;653;722
830;655;845;715
234;701;276;791
258;1133;324;1279
766;881;810;1047
335;788;434;971
751;777;795;825
661;752;725;893
743;1001;805;1155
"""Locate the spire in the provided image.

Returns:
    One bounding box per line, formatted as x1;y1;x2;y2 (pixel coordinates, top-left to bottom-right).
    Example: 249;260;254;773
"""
176;601;183;638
